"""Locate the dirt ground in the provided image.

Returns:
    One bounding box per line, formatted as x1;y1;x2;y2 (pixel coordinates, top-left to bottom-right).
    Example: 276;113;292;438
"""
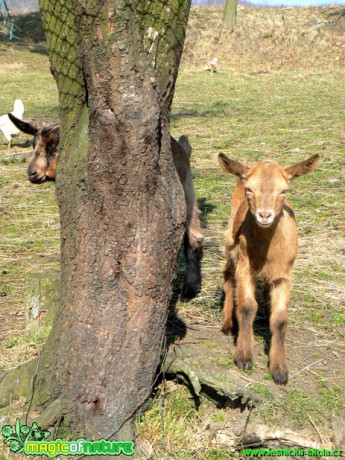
163;309;345;452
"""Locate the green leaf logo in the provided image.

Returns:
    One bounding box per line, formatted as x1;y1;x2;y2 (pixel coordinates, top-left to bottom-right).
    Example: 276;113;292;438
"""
1;419;51;454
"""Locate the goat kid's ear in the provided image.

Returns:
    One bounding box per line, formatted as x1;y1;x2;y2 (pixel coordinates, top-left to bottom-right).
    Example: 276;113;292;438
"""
218;153;249;179
285;154;320;181
8;113;39;136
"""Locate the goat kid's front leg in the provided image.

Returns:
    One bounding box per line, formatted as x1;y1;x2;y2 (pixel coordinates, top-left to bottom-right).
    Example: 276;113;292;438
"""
235;253;257;371
268;278;290;385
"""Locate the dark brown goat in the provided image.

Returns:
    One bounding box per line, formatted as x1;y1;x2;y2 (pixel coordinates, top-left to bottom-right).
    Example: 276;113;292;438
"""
9;112;203;298
218;153;319;384
9;113;59;184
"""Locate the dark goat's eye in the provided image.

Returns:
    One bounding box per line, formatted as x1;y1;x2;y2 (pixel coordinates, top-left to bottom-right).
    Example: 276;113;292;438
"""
46;141;56;154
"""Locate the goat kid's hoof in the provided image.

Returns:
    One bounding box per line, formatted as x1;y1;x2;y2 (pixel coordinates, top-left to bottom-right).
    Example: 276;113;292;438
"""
271;364;289;385
221;318;233;335
235;351;253;371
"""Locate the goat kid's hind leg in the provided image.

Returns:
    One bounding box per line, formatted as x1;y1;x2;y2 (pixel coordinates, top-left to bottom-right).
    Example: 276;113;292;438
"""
182;203;203;299
268;278;290;385
235;259;257;371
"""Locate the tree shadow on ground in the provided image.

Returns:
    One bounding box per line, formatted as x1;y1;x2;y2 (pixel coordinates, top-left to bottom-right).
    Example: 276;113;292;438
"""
171;101;230;120
12;139;32;148
29;45;49;56
198;197;216;229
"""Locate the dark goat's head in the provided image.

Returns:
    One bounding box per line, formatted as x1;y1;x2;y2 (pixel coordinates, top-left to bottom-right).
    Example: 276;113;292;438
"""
8;113;59;184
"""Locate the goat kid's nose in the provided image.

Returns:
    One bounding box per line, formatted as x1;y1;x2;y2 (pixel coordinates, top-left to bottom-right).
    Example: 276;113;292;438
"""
259;211;272;219
256;210;275;226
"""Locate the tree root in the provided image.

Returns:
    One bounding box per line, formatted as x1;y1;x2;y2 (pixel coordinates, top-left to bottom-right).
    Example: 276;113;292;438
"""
0;358;38;411
0;357;64;428
163;345;260;410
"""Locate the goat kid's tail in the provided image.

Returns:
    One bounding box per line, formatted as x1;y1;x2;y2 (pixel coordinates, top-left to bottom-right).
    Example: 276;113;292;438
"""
178;134;192;158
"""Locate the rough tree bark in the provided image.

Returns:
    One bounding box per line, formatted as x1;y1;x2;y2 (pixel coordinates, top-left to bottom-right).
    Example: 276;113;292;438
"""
28;0;191;442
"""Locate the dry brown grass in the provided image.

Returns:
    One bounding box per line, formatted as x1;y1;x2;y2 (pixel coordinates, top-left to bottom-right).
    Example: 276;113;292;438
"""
182;6;345;73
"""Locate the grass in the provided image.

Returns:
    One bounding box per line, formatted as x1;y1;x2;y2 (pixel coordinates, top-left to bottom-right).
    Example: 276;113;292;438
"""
0;44;58;121
171;69;345;337
1;10;345;458
148;68;345;453
135;384;198;458
135;383;236;459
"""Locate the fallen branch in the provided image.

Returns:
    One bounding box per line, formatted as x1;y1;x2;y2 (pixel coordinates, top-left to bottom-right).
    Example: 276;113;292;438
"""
308;413;325;445
235;423;322;451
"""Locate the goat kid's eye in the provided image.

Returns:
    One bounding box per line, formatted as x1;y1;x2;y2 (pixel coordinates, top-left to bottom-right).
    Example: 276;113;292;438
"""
245;187;254;194
280;190;288;195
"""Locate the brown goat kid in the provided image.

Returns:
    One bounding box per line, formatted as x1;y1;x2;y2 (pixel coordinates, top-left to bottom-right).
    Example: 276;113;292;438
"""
218;153;319;385
9;112;203;298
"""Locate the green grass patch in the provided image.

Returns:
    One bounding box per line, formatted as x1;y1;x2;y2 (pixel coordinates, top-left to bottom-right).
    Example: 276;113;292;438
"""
211;412;226;423
251;384;274;402
213;357;234;368
319;387;345;414
283;389;322;430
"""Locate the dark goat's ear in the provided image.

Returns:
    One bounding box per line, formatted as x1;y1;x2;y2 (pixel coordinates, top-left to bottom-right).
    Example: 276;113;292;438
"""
8;113;39;136
218;153;249;179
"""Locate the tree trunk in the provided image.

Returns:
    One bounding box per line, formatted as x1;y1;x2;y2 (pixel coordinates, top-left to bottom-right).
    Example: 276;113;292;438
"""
223;0;238;32
33;0;191;441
